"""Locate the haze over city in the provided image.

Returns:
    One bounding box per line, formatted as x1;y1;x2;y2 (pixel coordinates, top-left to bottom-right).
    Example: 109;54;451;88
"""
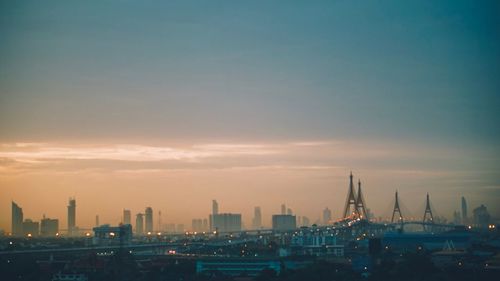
1;0;499;232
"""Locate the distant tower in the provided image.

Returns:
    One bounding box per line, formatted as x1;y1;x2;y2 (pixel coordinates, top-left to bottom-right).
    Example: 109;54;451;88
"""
136;213;144;236
355;180;368;219
423;193;434;224
252;207;262;229
461;196;467;224
95;215;99;227
391;191;404;224
123;209;131;225
67;198;76;236
287;208;293;215
323;207;332;225
11;201;23;236
145;207;153;233
343;172;359;218
212;200;219;215
281;204;286;215
158;210;162;232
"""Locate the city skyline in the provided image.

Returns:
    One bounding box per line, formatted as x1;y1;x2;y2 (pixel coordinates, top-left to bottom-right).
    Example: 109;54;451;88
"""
1;1;499;232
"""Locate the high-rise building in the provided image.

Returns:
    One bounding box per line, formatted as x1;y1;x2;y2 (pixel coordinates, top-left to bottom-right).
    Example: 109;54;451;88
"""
212;200;219;215
252;207;262;229
212;213;242;233
67;198;76;236
323;207;332;225
96;215;99;227
272;215;296;231
473;204;491;228
192;219;203;232
11;201;23;236
202;218;208;231
145;207;153;233
22;219;39;236
281;204;286;215
123;209;131;225
287;208;293;215
40;217;59;236
136;213;144;235
302;216;310;227
461;197;468;224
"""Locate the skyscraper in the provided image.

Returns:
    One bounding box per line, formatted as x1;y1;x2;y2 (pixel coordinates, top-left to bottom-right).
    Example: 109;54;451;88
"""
40;217;59;236
145;207;153;233
11;201;23;236
67;198;76;236
123;209;131;225
281;204;286;215
212;200;219;215
252;206;262;229
461;196;468;224
323;207;332;225
136;213;144;236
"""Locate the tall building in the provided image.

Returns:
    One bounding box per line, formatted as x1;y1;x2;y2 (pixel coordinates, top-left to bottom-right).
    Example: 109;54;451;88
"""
301;216;310;227
145;207;153;233
252;207;262;229
323;207;332;225
96;215;99;227
272;214;296;231
192;219;203;232
123;209;131;225
473;204;491;229
23;219;39;236
67;198;76;236
281;204;286;215
136;213;144;235
11;201;23;236
212;200;219;215
212;213;242;233
287;208;293;215
461;196;468;224
40;217;59;236
202;218;208;231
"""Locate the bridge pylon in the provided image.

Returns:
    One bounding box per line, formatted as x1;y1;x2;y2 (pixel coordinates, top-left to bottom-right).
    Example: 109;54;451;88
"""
355;180;368;220
423;193;434;224
391;191;404;224
343;172;359;218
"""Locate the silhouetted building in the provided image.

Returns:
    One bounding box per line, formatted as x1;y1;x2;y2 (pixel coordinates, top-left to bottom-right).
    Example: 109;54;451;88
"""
252;206;262;229
92;224;132;246
461;196;468;224
67;198;76;236
202;218;208;231
192;218;203;232
123;209;131;225
136;213;144;235
95;215;99;227
11;201;23;236
473;204;491;229
212;200;219;215
22;219;39;236
287;208;293;215
272;214;296;231
323;207;332;225
281;204;286;215
40;217;59;236
212;213;242;233
145;207;153;233
301;216;310;227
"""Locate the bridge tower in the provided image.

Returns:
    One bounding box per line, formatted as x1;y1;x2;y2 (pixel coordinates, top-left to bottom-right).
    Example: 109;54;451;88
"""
391;191;404;224
355;180;368;219
343;172;359;218
423;193;434;224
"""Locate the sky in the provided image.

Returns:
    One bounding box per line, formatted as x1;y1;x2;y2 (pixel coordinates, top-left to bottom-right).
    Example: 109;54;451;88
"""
0;0;499;232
